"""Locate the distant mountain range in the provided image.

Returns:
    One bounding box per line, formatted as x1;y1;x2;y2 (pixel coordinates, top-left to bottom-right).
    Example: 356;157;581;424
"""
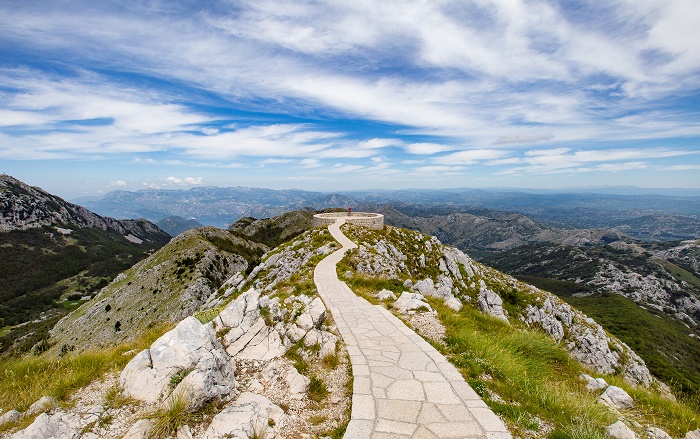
79;186;700;240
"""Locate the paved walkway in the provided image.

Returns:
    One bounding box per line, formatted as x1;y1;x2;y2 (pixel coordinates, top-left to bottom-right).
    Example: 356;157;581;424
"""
313;219;511;439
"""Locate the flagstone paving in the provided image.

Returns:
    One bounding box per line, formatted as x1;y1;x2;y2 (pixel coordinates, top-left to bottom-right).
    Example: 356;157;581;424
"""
313;218;512;439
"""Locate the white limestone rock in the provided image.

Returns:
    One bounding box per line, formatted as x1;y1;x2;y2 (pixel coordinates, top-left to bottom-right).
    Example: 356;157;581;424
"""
393;292;433;313
606;421;637;439
477;281;508;323
122;419;153;439
211;288;261;346
119;316;237;409
377;289;397;301
599;386;634;410
10;412;81;439
286;368;310;399
26;396;58;416
412;278;438;297
0;410;21;427
202;392;283;439
444;296;463;312
580;374;608;392
686;429;700;439
646;427;672;439
177;425;194;439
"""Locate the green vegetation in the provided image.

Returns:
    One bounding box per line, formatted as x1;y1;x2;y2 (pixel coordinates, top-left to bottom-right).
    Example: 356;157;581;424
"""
0;322;171;421
438;301;699;437
563;293;700;398
308;375;328;403
147;391;196;439
0;226;166;354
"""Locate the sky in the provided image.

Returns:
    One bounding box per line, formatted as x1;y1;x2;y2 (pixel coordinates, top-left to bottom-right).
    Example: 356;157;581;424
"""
1;0;700;199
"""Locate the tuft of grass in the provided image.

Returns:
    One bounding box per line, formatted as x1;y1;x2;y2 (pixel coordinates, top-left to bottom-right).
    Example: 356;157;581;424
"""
322;353;339;369
308;375;328;402
0;321;172;414
104;384;138;409
285;340;310;375
148;391;195;439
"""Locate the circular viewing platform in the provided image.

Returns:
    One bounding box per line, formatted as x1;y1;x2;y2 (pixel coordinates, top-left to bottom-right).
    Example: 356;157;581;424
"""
312;212;384;229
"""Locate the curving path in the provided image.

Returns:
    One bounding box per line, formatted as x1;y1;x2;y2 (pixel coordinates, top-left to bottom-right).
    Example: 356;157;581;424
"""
313;219;512;439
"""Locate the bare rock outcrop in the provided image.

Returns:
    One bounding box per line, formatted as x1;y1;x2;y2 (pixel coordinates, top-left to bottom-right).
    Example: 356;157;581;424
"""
202;392;283;439
607;421;637;439
119;316;237;409
599;386;634;410
393;292;433;313
477;281;509;323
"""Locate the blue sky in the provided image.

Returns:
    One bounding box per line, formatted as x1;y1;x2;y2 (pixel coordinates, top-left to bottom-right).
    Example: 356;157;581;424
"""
1;0;699;199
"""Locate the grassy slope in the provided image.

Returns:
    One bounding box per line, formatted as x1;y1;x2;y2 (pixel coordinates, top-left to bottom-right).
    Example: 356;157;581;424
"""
0;226;166;354
338;225;699;438
518;275;700;397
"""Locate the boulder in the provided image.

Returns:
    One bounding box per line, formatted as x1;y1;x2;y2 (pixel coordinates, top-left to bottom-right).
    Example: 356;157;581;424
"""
599;386;634;410
235;325;285;361
26;396;58;416
377;289;397;301
122;419;153;439
119;316;237;408
10;412;81;439
0;410;21;427
646;427;672;439
286;368;310;399
686;429;700;439
477;281;508;323
412;278;438;297
393;292;433;313
444;297;463;312
580;374;608;392
177;425;194;439
211;289;261;346
606;421;636;439
202;392;283;439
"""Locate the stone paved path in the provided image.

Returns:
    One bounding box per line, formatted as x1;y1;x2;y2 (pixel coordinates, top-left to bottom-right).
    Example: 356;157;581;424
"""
313;219;512;439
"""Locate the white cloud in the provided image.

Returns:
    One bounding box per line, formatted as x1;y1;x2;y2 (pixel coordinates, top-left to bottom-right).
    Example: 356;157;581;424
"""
434;149;510;165
166;176;204;186
109;180;127;187
494;134;555;145
405;143;454;155
300;158;322;168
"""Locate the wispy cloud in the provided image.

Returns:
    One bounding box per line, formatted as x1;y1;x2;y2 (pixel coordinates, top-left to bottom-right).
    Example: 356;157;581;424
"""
0;0;699;192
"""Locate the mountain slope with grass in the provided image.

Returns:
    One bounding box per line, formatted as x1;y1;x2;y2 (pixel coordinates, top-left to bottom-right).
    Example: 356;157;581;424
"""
1;215;698;439
483;241;700;397
47;227;267;355
0;175;171;355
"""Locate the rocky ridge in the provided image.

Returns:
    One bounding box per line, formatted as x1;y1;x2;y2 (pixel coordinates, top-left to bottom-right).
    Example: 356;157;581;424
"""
340;225;656;387
0;175;169;241
484;242;700;328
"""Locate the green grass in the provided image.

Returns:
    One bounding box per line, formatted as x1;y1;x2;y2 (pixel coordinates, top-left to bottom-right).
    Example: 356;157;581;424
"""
563;293;700;397
0;322;171;416
147;391;196;439
434;301;699;437
654;258;700;288
308;375;328;402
